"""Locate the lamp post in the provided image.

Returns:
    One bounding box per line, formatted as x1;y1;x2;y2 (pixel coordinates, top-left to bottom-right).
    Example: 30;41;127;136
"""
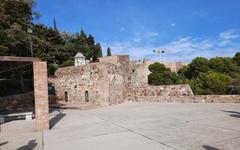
27;26;33;57
153;49;165;62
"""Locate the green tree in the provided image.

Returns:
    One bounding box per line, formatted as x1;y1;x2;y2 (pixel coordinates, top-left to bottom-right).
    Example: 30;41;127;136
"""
189;71;230;95
177;65;190;79
0;0;33;56
48;63;59;75
233;52;240;66
87;34;96;61
107;47;111;56
188;57;209;78
62;59;74;67
95;43;102;58
148;62;182;85
53;17;57;31
209;57;240;77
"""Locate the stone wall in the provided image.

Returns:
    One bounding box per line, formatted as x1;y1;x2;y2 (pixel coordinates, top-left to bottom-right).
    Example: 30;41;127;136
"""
50;63;107;105
126;84;194;100
49;61;128;106
98;55;129;64
49;55;240;107
128;95;240;103
0;91;34;112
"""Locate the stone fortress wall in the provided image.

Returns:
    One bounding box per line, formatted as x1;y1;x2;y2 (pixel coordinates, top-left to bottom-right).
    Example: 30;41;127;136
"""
49;55;194;106
49;54;240;107
1;54;239;112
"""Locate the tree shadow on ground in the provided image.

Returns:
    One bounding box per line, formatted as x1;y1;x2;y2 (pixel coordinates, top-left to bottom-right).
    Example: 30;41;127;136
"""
49;109;66;129
222;110;240;118
16;140;37;150
202;145;222;150
0;141;8;146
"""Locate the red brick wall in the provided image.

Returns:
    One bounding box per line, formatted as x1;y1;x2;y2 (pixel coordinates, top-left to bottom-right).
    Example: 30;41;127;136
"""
33;61;49;131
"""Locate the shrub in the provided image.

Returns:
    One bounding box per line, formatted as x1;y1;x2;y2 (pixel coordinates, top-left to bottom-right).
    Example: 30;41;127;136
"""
148;62;183;85
62;59;74;67
189;71;230;95
48;63;59;75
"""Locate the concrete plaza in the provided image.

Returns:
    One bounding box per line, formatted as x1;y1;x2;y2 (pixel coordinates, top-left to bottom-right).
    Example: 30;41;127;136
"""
1;102;240;150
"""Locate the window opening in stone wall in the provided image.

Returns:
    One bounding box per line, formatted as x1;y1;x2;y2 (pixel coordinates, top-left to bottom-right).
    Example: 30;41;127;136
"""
85;91;89;102
64;91;68;102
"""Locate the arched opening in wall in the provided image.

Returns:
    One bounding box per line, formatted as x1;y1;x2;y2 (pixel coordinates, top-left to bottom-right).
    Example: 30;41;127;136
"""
85;91;89;102
64;91;68;102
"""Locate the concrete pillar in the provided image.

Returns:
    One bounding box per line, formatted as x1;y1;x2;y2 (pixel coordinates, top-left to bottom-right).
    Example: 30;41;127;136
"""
33;61;49;131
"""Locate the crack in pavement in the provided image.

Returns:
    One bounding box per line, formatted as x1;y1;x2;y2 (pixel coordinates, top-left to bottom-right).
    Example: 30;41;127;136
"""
96;116;178;150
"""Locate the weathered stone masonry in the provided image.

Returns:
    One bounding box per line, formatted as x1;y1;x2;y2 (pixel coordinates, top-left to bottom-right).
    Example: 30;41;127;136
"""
49;55;195;106
50;55;240;106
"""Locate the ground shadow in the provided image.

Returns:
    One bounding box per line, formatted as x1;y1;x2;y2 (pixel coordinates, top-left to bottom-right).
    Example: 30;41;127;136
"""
50;109;66;129
222;110;240;118
0;141;8;146
16;140;37;150
202;145;222;150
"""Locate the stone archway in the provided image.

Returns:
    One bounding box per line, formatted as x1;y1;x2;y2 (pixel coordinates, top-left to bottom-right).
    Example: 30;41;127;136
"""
0;56;49;131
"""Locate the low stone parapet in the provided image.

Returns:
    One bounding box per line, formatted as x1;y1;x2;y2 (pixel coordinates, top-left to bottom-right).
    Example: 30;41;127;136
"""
128;95;240;103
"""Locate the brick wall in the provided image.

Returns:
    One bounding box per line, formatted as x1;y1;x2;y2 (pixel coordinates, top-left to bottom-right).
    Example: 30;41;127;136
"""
33;61;49;131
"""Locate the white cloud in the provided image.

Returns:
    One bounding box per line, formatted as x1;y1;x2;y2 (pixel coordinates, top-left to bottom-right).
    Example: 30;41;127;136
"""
133;38;142;42
101;29;240;62
219;29;240;40
147;32;159;37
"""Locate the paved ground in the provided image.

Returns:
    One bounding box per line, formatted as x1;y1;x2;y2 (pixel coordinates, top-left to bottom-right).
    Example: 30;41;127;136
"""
1;102;240;150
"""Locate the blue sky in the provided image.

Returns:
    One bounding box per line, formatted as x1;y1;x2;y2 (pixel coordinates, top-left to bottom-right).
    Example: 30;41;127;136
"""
34;0;240;62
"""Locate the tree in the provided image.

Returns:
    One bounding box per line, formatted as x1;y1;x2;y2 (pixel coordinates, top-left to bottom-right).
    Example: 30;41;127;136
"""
87;34;96;61
95;43;102;58
177;65;190;79
0;0;33;56
53;17;57;31
233;52;240;66
209;57;240;77
189;71;230;95
107;47;111;56
48;63;59;75
148;62;182;85
188;57;209;78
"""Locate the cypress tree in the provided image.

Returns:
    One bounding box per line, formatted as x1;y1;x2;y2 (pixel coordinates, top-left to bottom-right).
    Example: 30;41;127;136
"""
107;47;112;56
95;43;102;58
87;34;96;61
53;18;58;31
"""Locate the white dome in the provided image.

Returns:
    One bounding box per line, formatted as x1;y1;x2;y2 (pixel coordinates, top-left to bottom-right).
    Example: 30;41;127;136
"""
75;52;85;58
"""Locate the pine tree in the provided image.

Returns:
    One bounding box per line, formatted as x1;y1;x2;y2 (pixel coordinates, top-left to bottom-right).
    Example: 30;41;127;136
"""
74;30;88;57
87;34;96;61
95;43;102;58
107;47;112;56
53;18;58;31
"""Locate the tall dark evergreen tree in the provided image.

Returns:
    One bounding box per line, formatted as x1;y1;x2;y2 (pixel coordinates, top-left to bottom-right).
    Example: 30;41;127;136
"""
0;0;33;56
87;34;96;60
53;17;57;31
95;43;102;58
107;47;111;56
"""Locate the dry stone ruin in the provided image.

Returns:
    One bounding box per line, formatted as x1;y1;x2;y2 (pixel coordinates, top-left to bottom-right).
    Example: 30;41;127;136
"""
49;54;193;106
